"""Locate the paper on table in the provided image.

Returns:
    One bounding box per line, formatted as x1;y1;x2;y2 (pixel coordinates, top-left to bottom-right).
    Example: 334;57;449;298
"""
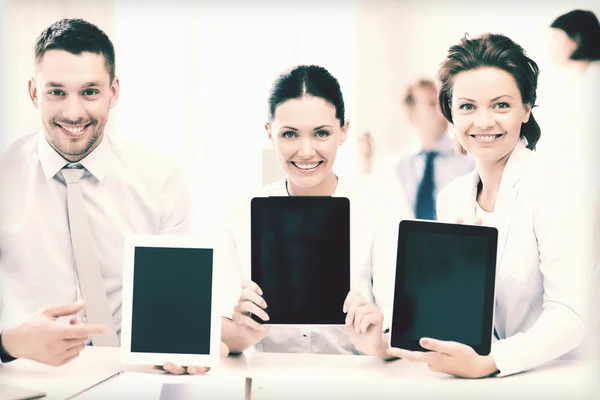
75;371;250;400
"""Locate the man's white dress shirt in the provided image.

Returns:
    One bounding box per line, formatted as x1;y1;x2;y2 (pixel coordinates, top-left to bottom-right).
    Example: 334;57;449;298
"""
0;132;191;340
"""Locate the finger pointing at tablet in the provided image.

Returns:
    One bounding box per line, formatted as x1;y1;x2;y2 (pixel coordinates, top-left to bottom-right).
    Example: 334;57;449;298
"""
1;300;108;366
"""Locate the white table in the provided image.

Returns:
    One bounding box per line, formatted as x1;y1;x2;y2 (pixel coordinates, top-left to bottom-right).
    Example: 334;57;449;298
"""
1;347;598;399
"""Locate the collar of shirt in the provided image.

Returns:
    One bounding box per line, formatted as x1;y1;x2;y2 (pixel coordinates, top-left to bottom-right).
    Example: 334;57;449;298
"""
37;131;112;182
418;133;454;157
279;173;349;197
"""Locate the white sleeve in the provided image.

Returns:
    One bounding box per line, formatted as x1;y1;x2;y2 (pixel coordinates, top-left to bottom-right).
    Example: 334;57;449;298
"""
370;222;398;332
213;202;244;320
436;184;454;223
369;177;412;332
490;171;593;377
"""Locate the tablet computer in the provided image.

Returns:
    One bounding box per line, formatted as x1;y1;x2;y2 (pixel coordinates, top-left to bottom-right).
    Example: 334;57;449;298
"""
121;235;221;366
390;220;497;355
250;196;350;325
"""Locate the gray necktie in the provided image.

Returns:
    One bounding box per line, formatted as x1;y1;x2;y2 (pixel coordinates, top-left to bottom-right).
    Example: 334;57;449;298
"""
62;167;119;347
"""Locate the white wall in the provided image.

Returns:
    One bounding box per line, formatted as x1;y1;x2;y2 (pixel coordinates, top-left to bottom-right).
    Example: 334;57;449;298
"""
113;1;359;237
0;0;5;151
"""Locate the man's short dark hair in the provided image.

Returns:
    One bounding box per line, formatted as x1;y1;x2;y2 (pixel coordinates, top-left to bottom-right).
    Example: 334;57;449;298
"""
35;18;116;81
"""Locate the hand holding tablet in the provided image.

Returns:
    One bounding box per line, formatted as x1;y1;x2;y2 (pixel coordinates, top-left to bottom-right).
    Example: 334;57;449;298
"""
230;280;271;348
388;337;499;378
387;219;499;378
159;342;230;375
120;236;222;373
343;291;389;358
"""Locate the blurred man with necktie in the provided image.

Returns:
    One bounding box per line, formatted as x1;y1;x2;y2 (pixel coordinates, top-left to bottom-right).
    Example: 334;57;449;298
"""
0;19;211;371
394;79;473;220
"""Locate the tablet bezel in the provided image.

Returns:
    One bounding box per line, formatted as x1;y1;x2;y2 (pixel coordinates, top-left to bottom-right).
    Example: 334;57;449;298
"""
250;196;351;326
389;219;498;355
121;234;221;366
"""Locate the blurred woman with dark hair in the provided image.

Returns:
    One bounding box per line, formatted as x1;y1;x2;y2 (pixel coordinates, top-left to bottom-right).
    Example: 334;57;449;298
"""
545;9;600;294
549;9;600;64
539;9;600;196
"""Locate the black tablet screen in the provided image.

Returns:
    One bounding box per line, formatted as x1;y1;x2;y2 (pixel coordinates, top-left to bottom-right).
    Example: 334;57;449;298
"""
251;197;350;324
391;221;497;355
130;247;213;354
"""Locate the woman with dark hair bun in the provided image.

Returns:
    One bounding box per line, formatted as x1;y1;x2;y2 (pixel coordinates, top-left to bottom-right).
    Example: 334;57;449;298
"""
218;65;398;358
388;33;594;379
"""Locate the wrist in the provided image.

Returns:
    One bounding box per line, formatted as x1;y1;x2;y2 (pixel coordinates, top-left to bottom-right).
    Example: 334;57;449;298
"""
0;327;19;362
353;331;390;359
376;337;393;360
478;355;499;377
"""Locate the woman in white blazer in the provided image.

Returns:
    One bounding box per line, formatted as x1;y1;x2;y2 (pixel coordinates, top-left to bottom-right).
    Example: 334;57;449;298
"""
219;65;395;358
387;33;595;378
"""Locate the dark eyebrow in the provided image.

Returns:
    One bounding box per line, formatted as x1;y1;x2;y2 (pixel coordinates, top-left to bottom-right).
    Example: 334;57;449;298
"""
457;95;513;102
82;81;101;88
281;126;298;131
313;125;332;130
45;81;101;88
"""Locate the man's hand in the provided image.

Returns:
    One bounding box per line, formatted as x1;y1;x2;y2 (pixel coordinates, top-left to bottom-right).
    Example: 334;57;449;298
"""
1;300;108;366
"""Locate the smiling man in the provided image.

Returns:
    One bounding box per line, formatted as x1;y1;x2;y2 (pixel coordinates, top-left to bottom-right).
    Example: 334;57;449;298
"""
0;19;217;372
34;47;113;162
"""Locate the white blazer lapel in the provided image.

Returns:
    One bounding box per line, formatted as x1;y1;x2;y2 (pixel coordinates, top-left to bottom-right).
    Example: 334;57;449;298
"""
462;171;479;224
493;140;533;265
438;170;478;224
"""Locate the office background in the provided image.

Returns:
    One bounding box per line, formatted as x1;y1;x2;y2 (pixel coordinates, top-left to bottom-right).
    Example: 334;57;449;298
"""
1;0;598;240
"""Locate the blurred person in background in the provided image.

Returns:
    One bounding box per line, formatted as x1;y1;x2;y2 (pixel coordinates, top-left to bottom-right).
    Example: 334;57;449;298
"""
357;130;375;176
392;79;473;220
539;9;600;187
542;8;600;318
